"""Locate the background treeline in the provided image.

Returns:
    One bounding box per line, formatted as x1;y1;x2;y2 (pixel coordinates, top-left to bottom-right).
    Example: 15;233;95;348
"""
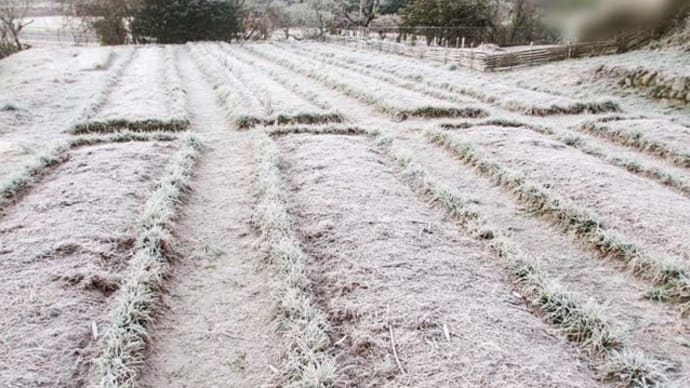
69;0;552;46
5;0;688;51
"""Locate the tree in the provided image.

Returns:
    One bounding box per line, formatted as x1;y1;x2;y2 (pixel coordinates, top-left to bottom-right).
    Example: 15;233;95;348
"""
130;0;243;43
337;0;381;27
284;0;337;39
379;0;409;15
0;0;33;57
75;0;131;45
400;0;495;45
506;0;545;43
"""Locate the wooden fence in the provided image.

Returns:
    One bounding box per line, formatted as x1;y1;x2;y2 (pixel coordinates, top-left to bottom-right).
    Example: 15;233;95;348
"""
326;32;650;72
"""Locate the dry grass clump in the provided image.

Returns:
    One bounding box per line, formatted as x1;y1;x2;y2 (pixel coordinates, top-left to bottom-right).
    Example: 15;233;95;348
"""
395;106;487;121
579;120;690;169
68;131;178;148
0;132;178;214
604;350;672;387
519;100;621;116
266;125;368;137
70;118;190;135
254;131;337;387
370;132;670;385
425;129;690;309
91;136;202;387
440;119;526;130
273;112;344;127
238;112;345;130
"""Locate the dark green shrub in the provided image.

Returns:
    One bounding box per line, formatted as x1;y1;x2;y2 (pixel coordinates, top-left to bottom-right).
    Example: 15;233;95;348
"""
131;0;242;44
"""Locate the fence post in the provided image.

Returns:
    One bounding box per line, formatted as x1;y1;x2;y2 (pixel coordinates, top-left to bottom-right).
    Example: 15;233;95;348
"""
444;40;449;64
456;37;460;48
461;37;465;49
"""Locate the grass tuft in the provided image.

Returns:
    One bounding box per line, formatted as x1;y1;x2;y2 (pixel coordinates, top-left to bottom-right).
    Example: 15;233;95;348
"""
604;350;672;387
92;136;201;387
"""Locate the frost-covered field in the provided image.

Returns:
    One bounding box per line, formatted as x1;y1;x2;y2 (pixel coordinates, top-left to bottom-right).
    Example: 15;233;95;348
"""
1;41;689;387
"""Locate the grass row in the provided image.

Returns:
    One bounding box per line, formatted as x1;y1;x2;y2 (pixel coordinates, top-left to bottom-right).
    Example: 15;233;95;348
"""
275;43;477;107
69;118;190;135
370;131;669;386
425;129;690;312
189;43;264;128
439;119;690;198
71;47;137;130
223;44;335;111
237;112;345;131
579;120;690;170
203;43;344;129
254;131;337;387
289;42;619;116
265;124;369;137
246;44;487;121
92;136;202;387
193;44;343;129
0;132;178;215
68;46;191;135
259;124;670;386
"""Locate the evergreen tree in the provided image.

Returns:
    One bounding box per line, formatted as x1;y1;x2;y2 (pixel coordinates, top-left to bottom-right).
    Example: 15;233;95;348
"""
131;0;242;43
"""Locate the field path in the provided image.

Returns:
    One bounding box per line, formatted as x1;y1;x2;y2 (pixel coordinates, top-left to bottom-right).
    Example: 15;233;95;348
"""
140;46;279;387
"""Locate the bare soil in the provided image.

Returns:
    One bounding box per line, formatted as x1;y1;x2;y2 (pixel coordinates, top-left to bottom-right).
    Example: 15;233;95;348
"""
278;134;601;387
0;141;174;386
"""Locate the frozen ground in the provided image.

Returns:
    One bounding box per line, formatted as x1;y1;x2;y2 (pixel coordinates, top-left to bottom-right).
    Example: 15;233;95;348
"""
0;40;688;387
